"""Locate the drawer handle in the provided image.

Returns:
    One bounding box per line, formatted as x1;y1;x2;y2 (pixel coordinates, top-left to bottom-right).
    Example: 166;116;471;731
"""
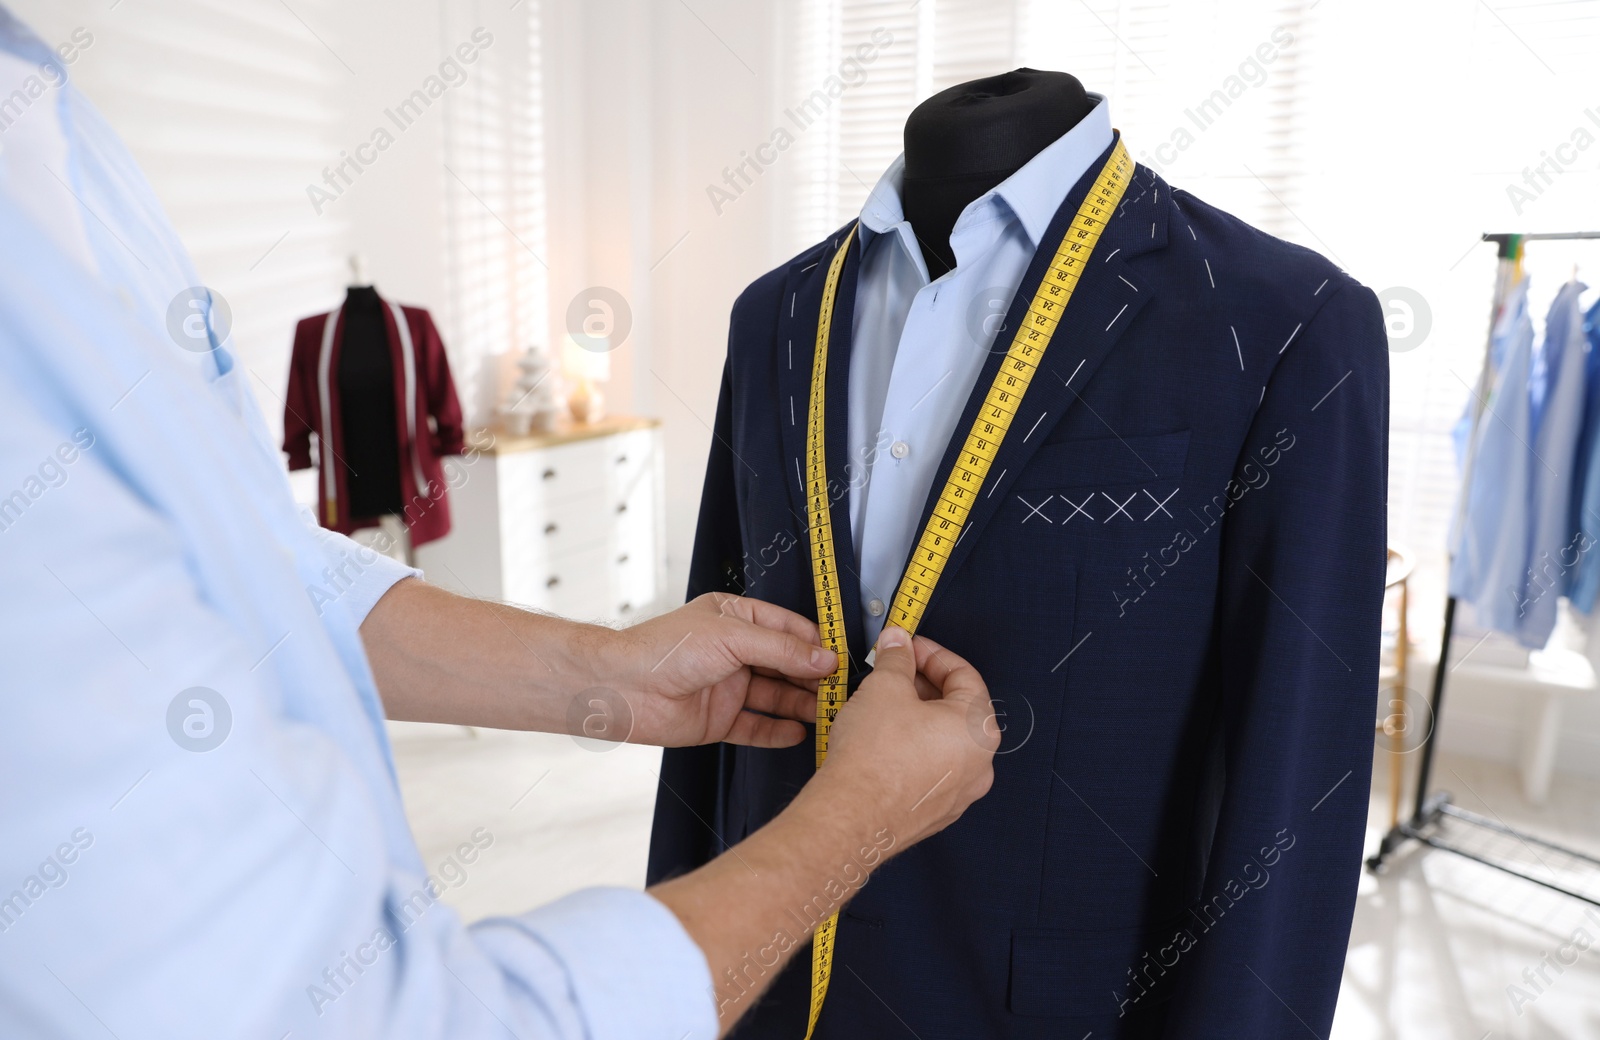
615;454;628;465
619;602;633;614
544;522;558;535
617;553;630;564
616;503;628;515
546;575;561;589
542;468;557;480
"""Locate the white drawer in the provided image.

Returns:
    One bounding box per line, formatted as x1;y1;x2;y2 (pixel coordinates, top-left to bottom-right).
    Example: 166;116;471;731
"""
604;428;657;501
505;542;611;621
608;467;657;551
501;490;611;574
497;438;611;509
485;424;664;624
611;548;660;619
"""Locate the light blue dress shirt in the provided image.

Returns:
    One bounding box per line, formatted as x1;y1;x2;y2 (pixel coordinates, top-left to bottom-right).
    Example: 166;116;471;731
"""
1518;279;1589;647
1449;277;1536;640
0;9;714;1040
1564;296;1600;613
847;97;1114;644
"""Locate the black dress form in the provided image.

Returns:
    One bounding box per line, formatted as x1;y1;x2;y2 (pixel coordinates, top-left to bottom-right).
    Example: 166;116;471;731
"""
901;69;1096;279
337;286;404;518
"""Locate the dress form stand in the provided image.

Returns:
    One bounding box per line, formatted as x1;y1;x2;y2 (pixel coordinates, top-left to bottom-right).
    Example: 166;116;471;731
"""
901;69;1095;279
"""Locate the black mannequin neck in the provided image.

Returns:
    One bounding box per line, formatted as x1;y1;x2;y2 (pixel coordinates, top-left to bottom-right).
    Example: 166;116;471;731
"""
345;285;380;312
901;69;1095;279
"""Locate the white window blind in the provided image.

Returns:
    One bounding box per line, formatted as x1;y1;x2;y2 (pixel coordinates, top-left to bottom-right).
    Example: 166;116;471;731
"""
789;0;1021;248
441;0;550;427
790;0;845;246
1020;0;1315;237
833;0;923;223
932;0;1018;92
8;0;353;443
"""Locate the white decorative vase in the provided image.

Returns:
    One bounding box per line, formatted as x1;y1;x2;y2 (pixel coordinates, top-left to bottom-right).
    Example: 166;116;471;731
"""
501;346;559;434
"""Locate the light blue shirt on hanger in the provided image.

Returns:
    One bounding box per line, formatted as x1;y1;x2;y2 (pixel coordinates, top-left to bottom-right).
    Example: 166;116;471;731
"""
0;8;713;1040
1449;278;1536;641
1519;279;1589;647
1565;296;1600;612
848;96;1115;643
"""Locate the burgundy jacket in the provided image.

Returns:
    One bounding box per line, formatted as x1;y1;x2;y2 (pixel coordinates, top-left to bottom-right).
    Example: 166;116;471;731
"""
284;295;464;547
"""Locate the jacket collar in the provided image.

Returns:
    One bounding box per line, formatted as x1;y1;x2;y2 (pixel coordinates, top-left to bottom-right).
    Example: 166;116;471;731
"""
774;134;1171;650
909;138;1170;606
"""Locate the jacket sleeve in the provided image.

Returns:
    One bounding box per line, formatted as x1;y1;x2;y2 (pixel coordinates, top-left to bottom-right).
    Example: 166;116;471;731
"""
686;359;748;600
647;357;746;884
419;310;465;457
282;318;316;470
1161;283;1388;1038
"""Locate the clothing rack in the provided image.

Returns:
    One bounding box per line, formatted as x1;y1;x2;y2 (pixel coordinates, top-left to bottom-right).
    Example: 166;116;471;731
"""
1366;231;1600;907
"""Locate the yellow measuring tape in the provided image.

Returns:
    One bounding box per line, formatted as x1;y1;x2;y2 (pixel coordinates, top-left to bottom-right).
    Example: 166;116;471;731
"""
801;138;1132;1038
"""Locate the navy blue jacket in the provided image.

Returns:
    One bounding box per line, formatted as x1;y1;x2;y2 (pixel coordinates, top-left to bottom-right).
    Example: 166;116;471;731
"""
650;140;1389;1039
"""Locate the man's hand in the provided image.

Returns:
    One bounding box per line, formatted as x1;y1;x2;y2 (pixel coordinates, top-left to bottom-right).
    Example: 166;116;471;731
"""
803;625;998;848
362;578;998;1035
582;592;838;748
362;580;835;743
650;624;997;1034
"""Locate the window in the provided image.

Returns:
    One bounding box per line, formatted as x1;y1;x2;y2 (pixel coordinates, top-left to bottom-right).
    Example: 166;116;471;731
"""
441;0;550;427
788;0;1019;249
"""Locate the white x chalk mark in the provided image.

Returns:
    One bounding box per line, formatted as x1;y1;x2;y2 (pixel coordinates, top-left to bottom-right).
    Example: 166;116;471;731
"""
1101;491;1136;522
1142;487;1178;520
1061;494;1095;522
1018;494;1054;524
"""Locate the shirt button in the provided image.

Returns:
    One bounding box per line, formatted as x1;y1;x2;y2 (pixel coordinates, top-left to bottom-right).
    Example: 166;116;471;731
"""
867;598;885;616
890;441;910;459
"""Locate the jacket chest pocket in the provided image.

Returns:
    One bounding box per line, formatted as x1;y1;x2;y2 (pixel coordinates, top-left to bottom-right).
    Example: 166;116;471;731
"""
1008;429;1188;531
1014;429;1189;492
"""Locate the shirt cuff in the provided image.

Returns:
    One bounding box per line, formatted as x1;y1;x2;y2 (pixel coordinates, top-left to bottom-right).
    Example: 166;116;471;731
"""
519;887;718;1040
313;529;420;629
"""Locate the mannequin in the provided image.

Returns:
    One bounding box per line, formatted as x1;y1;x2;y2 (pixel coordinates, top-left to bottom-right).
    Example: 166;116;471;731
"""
901;68;1096;279
337;254;404;519
285;257;465;551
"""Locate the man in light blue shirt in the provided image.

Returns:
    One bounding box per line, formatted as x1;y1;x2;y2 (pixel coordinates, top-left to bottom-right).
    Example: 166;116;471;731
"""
848;95;1113;643
0;9;998;1038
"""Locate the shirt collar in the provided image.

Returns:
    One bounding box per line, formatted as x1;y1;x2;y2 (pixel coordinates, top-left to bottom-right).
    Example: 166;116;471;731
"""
857;93;1114;257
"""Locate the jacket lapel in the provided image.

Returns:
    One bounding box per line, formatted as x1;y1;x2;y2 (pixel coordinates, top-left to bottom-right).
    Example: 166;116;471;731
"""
316;306;346;527
380;296;430;507
910;141;1170;608
775;225;872;671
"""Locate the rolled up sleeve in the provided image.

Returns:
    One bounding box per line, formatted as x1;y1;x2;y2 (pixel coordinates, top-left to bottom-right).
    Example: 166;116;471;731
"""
307;524;421;628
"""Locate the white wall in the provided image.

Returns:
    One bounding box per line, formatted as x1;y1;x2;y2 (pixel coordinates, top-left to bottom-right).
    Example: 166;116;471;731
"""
10;0;354;454
630;0;798;599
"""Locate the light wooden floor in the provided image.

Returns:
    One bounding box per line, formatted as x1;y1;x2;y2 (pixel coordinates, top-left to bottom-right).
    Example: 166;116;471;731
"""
390;723;1600;1038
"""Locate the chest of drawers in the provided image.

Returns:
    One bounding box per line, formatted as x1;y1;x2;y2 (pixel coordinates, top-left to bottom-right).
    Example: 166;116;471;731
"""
414;416;668;624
